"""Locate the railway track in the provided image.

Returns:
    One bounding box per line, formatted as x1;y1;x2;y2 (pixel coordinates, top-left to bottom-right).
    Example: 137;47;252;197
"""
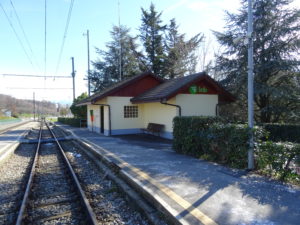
0;121;157;225
16;121;98;224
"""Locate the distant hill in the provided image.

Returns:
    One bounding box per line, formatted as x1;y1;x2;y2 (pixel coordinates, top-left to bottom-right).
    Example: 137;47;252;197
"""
0;94;59;117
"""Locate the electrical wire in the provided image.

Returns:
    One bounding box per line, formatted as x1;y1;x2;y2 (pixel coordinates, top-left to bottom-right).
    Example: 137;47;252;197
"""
10;0;42;73
1;73;71;78
55;0;75;75
8;87;72;90
0;2;37;72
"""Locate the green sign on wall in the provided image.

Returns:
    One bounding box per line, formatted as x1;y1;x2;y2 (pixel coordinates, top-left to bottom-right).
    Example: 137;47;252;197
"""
189;85;208;94
189;85;198;94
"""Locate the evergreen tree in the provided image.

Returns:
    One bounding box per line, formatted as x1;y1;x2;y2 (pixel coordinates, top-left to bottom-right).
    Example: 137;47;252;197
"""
139;3;166;77
90;25;142;93
214;0;300;123
164;19;203;79
70;92;88;119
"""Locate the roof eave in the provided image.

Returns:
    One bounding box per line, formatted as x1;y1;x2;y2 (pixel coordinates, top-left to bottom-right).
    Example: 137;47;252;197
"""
76;101;91;106
130;97;162;104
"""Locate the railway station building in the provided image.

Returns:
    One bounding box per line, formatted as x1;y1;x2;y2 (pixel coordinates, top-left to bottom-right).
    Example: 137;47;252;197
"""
77;72;234;139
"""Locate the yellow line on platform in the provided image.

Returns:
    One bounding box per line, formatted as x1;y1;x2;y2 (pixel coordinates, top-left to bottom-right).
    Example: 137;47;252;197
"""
82;138;218;225
121;162;218;225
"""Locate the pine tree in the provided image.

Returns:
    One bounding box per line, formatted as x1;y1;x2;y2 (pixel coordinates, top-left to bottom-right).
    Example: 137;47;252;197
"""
90;25;142;92
164;19;203;79
214;0;300;123
139;3;166;77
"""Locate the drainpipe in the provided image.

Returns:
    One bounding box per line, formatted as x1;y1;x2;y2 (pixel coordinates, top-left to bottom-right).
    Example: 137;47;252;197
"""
160;98;181;116
91;102;111;136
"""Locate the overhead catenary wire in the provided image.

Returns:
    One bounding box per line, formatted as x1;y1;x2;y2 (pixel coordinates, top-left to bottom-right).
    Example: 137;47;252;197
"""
8;87;72;90
10;0;42;73
0;2;37;73
1;73;71;78
55;0;75;75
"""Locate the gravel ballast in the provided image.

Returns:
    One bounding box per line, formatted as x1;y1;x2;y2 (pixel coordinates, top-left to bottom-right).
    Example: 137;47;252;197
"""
0;126;39;224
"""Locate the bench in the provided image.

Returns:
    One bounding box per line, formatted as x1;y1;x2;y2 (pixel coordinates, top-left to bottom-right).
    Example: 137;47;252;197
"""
141;123;165;136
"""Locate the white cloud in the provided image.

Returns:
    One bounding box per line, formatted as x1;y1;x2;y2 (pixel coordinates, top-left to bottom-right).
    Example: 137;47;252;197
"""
164;0;189;14
186;1;209;11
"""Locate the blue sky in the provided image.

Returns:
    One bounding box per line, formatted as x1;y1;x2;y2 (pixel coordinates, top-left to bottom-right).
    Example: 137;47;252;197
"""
0;0;298;104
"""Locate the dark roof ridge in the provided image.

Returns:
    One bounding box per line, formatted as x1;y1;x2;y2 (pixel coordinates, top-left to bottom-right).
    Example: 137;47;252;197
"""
76;71;163;105
131;71;235;103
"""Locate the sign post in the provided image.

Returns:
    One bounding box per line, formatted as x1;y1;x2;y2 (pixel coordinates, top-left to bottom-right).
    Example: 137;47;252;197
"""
90;110;94;132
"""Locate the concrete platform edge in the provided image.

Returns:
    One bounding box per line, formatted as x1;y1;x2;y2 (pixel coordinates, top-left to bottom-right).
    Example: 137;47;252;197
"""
58;125;188;225
0;142;20;163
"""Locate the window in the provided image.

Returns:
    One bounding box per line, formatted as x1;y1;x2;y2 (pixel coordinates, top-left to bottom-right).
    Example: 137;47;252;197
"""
124;105;138;118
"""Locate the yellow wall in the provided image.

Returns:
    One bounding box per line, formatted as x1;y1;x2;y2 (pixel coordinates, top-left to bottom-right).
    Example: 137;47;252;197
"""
176;94;218;116
107;97;143;130
86;94;217;138
87;98;108;133
142;98;177;133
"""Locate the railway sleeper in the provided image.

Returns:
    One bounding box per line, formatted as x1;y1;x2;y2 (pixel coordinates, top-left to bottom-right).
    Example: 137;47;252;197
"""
26;202;82;220
33;176;71;185
26;205;86;224
31;186;75;197
20;136;73;144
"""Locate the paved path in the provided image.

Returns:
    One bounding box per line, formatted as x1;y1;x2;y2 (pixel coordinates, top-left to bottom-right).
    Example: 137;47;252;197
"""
0;119;31;133
0;122;37;160
58;123;300;225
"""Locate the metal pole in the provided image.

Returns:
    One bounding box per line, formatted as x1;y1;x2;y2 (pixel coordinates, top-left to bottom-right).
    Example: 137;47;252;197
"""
87;29;91;96
33;92;35;121
118;0;122;81
247;0;254;170
71;57;75;101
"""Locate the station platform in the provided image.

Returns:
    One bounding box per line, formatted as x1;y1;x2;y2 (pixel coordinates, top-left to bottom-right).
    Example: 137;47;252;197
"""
57;123;300;225
0;122;37;161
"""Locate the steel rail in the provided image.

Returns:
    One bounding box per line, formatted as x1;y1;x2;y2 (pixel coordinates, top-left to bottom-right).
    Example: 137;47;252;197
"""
15;123;42;225
45;122;98;225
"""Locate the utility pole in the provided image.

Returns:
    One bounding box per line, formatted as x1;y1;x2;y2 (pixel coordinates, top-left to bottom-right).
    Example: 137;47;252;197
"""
118;0;122;81
247;0;254;170
71;57;76;101
33;92;35;121
83;30;91;96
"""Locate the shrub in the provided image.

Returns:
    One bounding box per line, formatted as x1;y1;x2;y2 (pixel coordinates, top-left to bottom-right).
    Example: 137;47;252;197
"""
173;116;266;168
262;123;300;143
173;116;300;182
257;141;300;181
198;123;250;168
173;116;222;156
58;117;81;127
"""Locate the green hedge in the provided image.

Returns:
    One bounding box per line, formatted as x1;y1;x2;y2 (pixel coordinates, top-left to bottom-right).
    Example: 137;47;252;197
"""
173;116;300;182
173;116;222;156
57;117;81;127
257;141;300;181
173;116;267;168
262;124;300;143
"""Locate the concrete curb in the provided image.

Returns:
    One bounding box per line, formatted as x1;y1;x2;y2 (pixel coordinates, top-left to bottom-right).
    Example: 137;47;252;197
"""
0;142;20;163
71;140;167;225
